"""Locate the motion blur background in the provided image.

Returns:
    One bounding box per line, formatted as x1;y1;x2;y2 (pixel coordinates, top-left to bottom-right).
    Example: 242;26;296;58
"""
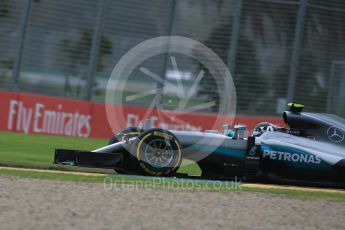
1;0;344;117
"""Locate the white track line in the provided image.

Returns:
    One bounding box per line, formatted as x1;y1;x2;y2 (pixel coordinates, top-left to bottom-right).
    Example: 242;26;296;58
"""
241;183;345;194
0;166;105;177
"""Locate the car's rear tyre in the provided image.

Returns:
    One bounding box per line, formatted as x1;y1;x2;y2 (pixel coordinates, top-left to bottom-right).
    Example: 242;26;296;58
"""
108;127;142;174
135;129;182;176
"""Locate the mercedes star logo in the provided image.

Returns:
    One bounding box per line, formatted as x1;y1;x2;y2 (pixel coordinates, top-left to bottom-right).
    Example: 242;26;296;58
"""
327;127;345;143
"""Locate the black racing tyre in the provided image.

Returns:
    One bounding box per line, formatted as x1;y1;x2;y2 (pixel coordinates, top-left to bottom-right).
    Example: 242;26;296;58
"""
108;127;142;174
135;129;182;177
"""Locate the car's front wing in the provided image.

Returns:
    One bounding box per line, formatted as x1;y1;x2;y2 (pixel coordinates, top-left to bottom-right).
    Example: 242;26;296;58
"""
54;149;123;169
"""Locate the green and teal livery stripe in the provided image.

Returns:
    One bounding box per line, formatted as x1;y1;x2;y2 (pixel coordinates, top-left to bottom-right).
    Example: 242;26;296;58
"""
193;145;246;158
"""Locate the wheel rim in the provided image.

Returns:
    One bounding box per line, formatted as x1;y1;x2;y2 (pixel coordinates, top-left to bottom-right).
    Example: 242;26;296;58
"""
143;139;174;168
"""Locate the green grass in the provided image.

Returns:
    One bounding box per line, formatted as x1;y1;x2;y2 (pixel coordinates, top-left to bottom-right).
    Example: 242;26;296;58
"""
242;187;345;202
1;131;345;202
0;131;106;169
0;168;107;183
0;131;201;174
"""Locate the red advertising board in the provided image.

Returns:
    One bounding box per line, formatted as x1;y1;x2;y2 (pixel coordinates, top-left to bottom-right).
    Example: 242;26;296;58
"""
0;91;284;138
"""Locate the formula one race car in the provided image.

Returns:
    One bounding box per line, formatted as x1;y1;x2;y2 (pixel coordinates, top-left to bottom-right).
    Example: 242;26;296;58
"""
54;103;345;187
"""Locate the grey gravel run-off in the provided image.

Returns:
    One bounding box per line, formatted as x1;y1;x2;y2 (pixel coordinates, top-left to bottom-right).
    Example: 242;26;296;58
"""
1;175;345;230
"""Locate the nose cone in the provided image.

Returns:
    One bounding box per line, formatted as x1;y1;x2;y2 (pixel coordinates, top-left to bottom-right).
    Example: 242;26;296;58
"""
93;141;127;154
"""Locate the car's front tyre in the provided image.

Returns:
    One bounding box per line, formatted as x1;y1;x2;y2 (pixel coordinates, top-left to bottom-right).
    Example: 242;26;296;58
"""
135;129;182;177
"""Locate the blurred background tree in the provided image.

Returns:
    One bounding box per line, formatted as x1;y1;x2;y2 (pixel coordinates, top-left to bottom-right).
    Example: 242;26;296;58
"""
60;29;113;97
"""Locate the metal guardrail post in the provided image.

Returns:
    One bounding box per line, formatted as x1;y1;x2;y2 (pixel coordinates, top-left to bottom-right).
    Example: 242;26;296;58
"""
11;0;32;91
287;0;308;103
327;61;345;114
85;0;106;101
227;0;243;77
155;0;176;107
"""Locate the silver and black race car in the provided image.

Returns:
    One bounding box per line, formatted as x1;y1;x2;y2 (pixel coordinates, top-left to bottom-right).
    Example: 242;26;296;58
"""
54;103;345;187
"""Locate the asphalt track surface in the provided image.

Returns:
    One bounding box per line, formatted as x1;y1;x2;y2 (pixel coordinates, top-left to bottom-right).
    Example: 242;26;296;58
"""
1;166;345;194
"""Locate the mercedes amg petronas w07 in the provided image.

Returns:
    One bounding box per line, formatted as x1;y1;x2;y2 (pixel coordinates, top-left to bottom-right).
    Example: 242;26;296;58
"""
54;103;345;187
